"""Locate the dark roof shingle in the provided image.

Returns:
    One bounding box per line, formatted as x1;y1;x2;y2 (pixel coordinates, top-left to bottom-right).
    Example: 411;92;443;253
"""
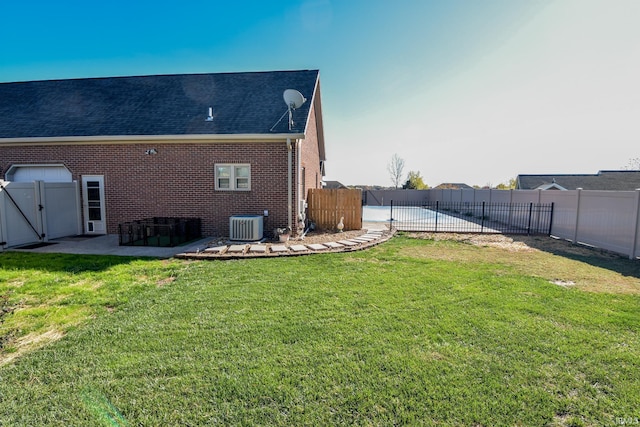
517;171;640;191
0;70;319;138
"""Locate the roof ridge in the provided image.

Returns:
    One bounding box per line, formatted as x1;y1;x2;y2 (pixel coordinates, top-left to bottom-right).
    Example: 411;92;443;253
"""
0;69;320;85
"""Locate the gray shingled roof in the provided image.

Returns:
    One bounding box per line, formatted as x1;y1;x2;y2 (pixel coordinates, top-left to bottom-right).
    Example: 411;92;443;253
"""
517;171;640;191
0;70;319;138
323;180;348;189
434;183;474;190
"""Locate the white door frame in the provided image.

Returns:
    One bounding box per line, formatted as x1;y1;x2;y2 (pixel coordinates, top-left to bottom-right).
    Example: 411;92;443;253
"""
81;175;107;234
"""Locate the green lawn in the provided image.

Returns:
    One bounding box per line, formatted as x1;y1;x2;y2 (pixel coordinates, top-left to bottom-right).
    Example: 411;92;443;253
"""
1;236;639;426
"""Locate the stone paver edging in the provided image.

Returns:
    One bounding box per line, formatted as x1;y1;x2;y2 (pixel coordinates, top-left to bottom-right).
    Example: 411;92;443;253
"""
175;228;394;260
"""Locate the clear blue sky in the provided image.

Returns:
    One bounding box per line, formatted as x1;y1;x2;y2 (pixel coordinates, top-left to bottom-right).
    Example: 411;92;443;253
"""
2;0;639;187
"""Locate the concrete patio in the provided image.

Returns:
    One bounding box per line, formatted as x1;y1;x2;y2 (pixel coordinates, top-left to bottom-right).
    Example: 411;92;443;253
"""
6;225;391;259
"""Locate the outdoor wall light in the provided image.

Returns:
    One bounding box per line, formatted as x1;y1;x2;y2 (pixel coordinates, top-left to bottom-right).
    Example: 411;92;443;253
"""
145;148;158;155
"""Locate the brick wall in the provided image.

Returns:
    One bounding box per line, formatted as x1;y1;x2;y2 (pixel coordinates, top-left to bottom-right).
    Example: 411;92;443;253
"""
300;101;323;200
0;141;297;237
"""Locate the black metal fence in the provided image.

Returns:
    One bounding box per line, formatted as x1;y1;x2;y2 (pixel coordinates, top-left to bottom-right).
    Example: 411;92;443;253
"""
118;217;201;247
388;201;554;235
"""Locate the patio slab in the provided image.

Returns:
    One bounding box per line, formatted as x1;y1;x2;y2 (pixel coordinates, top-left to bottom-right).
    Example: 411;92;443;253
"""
8;234;213;258
324;242;344;249
351;237;376;243
204;246;228;254
8;225;394;260
306;243;328;251
363;232;383;238
227;244;248;254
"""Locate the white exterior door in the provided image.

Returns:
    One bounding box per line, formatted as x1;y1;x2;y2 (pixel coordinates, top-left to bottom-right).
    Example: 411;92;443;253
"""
81;175;106;234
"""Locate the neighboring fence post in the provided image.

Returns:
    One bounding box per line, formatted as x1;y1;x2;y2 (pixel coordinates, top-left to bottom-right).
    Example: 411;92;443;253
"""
389;200;394;230
527;202;533;235
573;188;582;244
535;189;542;232
548;203;555;236
629;189;640;260
435;200;439;232
508;189;514;230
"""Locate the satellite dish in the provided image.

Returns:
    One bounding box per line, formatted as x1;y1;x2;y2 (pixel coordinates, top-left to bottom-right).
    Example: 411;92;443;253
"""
283;89;306;110
269;89;308;132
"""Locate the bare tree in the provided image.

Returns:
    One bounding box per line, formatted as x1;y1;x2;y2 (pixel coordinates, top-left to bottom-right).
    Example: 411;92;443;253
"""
622;157;640;170
387;153;405;189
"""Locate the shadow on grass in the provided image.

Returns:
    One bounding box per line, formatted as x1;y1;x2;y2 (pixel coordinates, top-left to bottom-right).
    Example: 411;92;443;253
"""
0;252;148;273
510;234;640;280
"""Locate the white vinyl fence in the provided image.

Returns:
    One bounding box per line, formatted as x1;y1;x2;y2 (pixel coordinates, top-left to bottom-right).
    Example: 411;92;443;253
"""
0;180;82;250
364;188;640;259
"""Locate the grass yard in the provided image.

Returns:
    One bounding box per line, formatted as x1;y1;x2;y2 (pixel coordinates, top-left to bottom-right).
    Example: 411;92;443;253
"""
0;235;639;426
0;253;183;365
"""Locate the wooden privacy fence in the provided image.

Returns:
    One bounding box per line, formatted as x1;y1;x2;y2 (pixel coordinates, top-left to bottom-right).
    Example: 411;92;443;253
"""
306;188;362;231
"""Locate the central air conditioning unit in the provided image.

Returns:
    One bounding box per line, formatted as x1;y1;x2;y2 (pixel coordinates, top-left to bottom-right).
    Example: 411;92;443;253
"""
229;215;264;241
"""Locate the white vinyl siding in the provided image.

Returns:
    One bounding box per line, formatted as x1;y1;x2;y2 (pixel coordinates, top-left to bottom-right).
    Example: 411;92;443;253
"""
215;164;251;191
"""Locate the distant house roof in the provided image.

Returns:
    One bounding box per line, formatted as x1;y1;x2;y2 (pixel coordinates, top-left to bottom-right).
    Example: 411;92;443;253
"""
323;180;348;189
0;69;322;141
517;171;640;191
434;183;474;190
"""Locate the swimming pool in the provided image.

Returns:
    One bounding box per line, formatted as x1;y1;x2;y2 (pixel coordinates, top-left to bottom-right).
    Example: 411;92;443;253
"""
362;205;456;223
362;202;550;234
362;205;494;232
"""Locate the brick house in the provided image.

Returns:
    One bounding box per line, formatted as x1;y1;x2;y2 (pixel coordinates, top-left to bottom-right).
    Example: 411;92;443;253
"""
0;70;326;238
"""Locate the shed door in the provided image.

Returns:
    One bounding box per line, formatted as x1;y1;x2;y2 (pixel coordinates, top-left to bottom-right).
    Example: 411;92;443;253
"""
81;175;106;234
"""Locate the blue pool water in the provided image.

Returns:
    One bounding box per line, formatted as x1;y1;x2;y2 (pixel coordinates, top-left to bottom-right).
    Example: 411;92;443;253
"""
362;205;398;222
362;205;444;222
362;205;502;233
